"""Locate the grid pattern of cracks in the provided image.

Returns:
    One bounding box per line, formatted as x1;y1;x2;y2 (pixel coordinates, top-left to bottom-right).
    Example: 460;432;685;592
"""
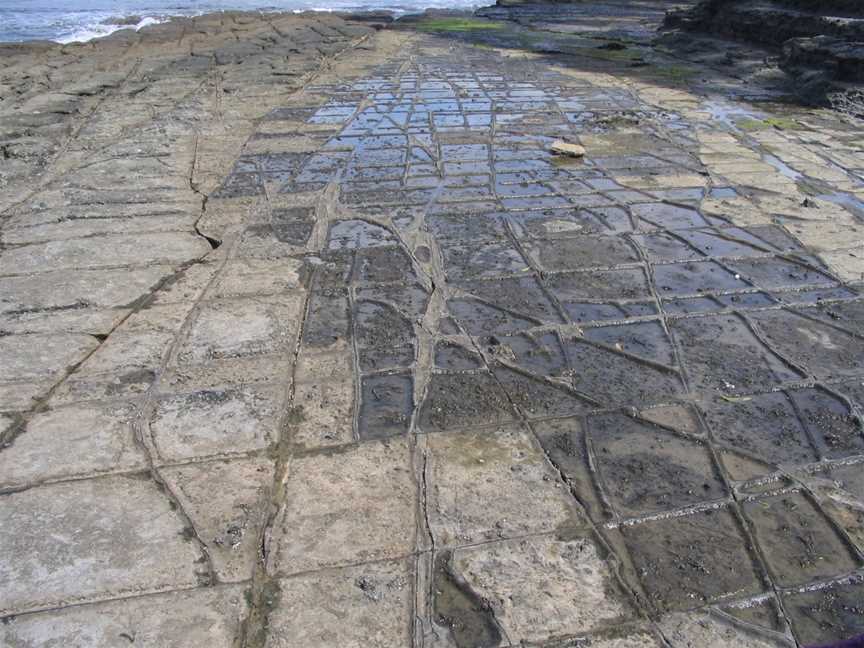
220;39;864;648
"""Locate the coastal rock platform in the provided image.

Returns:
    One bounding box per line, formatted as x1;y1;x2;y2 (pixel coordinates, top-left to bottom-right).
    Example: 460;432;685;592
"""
2;5;864;647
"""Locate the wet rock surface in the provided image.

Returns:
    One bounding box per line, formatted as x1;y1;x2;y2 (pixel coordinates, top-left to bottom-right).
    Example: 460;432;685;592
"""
3;4;864;648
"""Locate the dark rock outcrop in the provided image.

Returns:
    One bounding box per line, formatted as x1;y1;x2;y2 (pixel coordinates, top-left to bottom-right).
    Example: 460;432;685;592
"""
663;0;864;106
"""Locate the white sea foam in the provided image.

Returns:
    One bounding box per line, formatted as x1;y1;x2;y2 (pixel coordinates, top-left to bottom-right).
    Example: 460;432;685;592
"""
55;15;169;44
0;0;484;44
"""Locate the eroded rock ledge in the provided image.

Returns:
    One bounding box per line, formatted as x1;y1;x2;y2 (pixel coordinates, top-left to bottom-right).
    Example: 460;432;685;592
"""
664;0;864;106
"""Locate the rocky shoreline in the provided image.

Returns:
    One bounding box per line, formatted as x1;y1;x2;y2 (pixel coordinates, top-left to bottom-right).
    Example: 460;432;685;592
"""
664;0;864;108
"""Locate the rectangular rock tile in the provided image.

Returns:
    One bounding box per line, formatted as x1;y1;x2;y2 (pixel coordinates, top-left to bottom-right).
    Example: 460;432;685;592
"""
564;338;684;407
0;333;99;385
291;349;355;450
0;307;129;337
418;372;516;432
0;401;147;491
176;295;304;366
700;392;818;469
162;457;275;582
441;241;529;281
151;384;283;462
0;233;210;275
0;265;178;315
267;560;412;648
268;439;415;575
544;268;653;303
358;373;414;440
0;475;203;615
743;492;860;588
163;354;292;393
524;235;640;272
751;309;864;379
588;412;726;518
211;258;304;298
783;576;864;646
0;585;249;648
620;507;762;613
49;304;195;403
424;425;582;546
440;534;633;645
671;315;803;396
653;261;750;296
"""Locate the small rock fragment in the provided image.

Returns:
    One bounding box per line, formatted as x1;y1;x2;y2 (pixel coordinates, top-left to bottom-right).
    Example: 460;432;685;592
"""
550;140;586;158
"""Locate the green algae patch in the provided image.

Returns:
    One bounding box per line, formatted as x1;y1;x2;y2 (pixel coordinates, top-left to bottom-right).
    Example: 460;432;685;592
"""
575;47;645;62
415;17;506;33
654;64;697;83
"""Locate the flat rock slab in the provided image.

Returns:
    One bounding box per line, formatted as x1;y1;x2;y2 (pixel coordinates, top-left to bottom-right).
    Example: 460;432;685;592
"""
0;585;248;648
0;475;204;615
267;439;416;575
446;534;633;643
267;560;412;647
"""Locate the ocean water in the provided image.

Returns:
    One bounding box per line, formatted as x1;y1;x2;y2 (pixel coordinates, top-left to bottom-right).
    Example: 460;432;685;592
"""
0;0;482;43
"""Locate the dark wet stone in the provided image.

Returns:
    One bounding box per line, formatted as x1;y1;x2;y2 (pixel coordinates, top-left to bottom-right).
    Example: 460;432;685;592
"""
494;365;592;419
701;391;818;467
212;171;264;198
545;268;653;303
272;206;315;245
533;417;605;520
832;461;864;500
787;387;864;459
636;232;703;263
715;292;776;309
654;261;750;296
328;219;395;250
415;245;431;262
583;321;676;366
752;309;864;378
355;283;431;321
448;298;538;337
305;250;353;290
490;331;567;375
253;152;308;173
302;289;350;348
633;203;709;230
459;276;564;326
777;287;859;307
433;551;502;648
675;228;775;258
419;373;515;432
671;314;803;395
524;235;640;272
662;296;722;315
435;342;484;370
564;338;684;406
743;492;859;588
353;245;418;284
426;212;507;242
621;507;762;613
358;372;414;440
442;241;529;281
783;575;864;646
588;412;727;517
355;301;415;372
728;257;835;290
505;208;618;238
